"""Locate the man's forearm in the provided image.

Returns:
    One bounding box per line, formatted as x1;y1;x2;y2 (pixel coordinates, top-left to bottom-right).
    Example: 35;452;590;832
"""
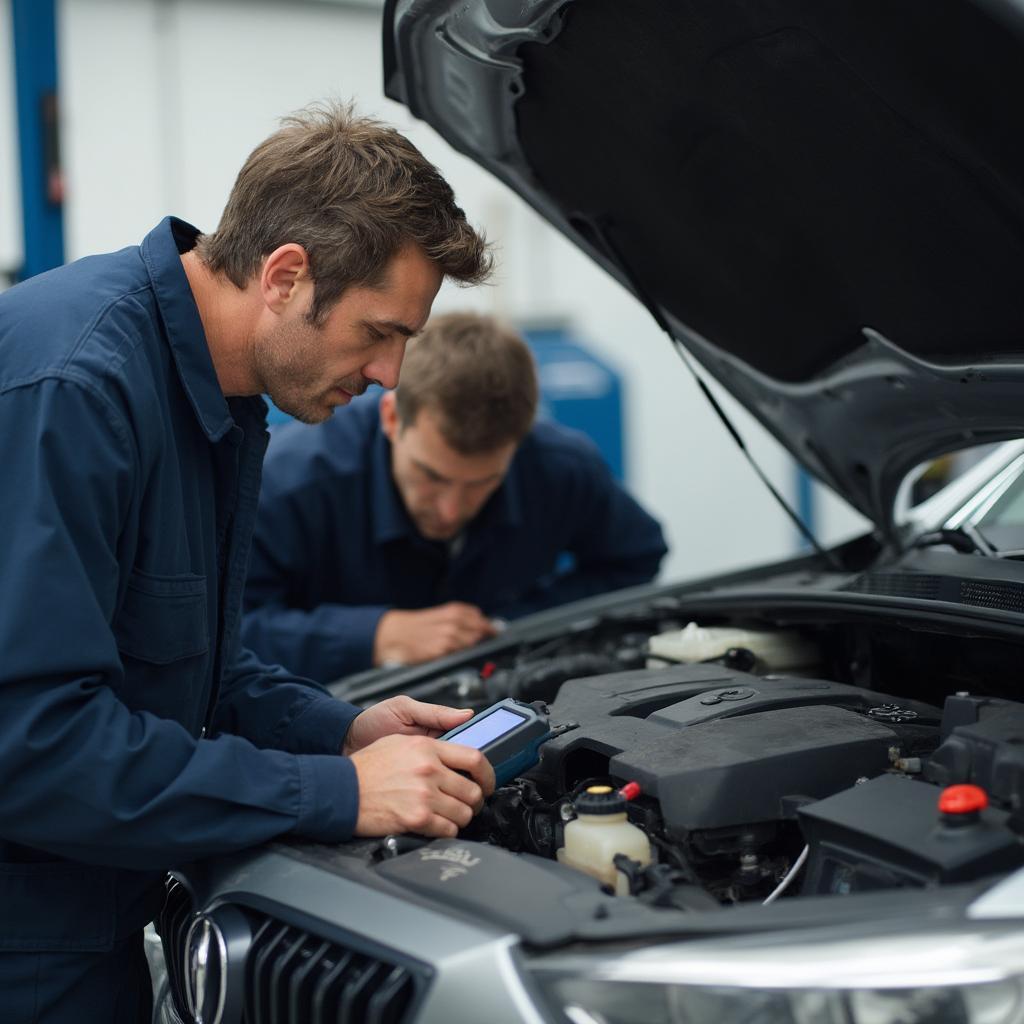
239;602;390;683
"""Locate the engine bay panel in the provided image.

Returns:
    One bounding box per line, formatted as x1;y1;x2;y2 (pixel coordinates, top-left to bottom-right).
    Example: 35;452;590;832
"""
359;608;1024;916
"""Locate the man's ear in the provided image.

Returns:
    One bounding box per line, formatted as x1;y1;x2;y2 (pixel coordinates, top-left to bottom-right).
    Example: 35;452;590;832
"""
379;391;400;442
259;244;310;313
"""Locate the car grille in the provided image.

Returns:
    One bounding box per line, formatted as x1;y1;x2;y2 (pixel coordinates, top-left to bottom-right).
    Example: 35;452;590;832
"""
159;877;425;1024
842;571;1024;612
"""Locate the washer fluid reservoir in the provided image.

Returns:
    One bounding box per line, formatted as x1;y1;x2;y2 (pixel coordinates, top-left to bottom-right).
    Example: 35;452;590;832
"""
648;621;817;672
557;786;652;895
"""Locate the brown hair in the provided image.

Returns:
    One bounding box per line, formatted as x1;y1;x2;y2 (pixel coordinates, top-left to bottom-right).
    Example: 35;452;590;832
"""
195;101;492;324
395;312;539;453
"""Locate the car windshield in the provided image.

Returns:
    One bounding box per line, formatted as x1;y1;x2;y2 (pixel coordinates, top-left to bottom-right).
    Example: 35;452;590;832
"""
896;441;1024;557
970;466;1024;555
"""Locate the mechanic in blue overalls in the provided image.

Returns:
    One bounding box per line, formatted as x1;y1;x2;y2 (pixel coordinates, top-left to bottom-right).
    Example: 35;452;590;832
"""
0;103;494;1023
242;311;668;683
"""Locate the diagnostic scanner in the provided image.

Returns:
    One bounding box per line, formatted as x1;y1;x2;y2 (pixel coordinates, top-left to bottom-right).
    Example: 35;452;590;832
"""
440;698;554;786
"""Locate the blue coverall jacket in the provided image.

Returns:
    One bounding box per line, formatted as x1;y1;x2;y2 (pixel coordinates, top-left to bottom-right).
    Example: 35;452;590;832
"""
0;219;360;955
242;394;668;682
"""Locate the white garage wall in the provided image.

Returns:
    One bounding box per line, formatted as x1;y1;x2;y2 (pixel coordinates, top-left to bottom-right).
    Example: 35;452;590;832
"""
51;0;868;583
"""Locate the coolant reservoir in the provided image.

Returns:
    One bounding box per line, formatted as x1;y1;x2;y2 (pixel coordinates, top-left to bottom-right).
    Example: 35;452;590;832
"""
648;621;817;672
557;786;652;896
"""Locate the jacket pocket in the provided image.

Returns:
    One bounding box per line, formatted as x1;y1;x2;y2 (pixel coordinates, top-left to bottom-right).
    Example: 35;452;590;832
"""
113;568;209;665
0;862;116;951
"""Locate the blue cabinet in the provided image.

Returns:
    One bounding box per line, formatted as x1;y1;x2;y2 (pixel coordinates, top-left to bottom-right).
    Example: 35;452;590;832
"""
524;326;625;482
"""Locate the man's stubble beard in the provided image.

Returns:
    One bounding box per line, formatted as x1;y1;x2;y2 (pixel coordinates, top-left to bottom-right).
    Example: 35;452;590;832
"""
253;318;366;425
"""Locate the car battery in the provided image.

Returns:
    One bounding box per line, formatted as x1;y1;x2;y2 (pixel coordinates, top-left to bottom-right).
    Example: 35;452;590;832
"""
798;773;1024;895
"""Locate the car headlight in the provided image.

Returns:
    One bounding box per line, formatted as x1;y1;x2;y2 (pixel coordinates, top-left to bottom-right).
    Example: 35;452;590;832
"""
528;926;1024;1024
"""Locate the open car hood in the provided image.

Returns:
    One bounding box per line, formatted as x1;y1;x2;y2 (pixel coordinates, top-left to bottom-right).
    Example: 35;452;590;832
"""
384;0;1024;535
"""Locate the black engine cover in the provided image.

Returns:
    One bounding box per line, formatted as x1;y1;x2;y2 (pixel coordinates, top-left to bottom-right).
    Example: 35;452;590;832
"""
536;664;939;836
612;705;896;836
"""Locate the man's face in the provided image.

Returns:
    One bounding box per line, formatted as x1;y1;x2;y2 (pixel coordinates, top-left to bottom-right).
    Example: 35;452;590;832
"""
381;394;518;541
253;244;442;424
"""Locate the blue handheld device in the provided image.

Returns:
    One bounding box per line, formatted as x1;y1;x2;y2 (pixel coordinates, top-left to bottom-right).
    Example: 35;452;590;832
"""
440;698;553;785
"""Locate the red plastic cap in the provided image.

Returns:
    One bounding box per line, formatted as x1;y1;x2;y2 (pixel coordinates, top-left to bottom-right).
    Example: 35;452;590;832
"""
619;782;642;802
938;784;989;815
479;661;497;680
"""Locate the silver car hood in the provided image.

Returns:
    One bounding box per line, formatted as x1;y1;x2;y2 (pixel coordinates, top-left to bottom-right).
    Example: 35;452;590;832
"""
384;0;1024;537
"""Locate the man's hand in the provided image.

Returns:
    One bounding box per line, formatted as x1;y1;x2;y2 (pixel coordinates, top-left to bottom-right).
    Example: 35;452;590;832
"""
349;734;495;838
373;603;498;667
342;695;474;755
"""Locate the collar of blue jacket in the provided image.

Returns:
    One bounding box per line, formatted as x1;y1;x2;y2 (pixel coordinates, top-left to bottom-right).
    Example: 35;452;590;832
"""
142;216;243;441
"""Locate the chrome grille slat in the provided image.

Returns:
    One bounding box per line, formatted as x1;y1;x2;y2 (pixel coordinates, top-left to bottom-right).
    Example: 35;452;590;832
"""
288;939;331;1020
310;949;355;1020
337;957;383;1023
268;928;308;1024
366;964;415;1024
249;923;292;1024
158;878;195;1021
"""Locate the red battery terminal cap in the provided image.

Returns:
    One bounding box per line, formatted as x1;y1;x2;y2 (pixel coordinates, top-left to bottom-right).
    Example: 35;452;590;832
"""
619;782;642;802
938;784;989;815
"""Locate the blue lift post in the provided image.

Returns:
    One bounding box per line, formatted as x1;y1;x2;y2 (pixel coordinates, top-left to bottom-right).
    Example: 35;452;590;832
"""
11;0;64;281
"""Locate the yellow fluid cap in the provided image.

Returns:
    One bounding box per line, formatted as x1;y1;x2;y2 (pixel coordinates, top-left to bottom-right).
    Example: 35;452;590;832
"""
576;785;625;815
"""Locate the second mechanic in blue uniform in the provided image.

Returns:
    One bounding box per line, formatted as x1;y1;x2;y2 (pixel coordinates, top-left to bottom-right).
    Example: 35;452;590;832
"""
243;312;668;682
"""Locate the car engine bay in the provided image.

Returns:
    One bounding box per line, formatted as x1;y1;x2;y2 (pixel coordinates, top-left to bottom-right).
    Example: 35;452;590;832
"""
365;598;1024;913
